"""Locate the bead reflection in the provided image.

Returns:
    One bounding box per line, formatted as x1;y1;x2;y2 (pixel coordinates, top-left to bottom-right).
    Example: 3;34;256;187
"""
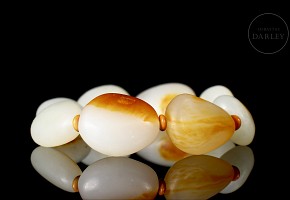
220;145;254;194
31;146;82;192
31;144;254;199
164;155;235;200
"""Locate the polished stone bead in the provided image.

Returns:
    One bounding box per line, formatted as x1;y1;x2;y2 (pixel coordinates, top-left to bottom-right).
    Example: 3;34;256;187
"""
78;93;159;156
165;94;235;155
214;95;255;145
78;157;159;200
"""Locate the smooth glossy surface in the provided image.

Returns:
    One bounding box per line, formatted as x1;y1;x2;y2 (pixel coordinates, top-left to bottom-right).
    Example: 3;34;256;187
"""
78;157;159;200
31;100;82;147
165;94;235;155
136;82;195;115
136;83;194;166
137;131;189;167
36;97;75;115
220;146;254;194
78;93;160;156
31;146;82;192
214;95;255;145
164;155;234;200
77;84;129;107
200;85;233;102
54;135;90;163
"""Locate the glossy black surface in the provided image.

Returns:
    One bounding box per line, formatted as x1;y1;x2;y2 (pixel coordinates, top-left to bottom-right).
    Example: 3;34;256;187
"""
12;7;288;199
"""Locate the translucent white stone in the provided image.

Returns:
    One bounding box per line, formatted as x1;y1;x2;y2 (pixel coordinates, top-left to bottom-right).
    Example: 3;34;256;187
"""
78;157;159;200
137;131;189;167
136;83;194;166
31;100;82;147
213;95;255;145
220;146;254;194
200;85;233;102
136;82;195;115
36;97;75;115
78;93;160;156
54;135;90;163
206;140;235;158
77;84;129;107
31;146;82;192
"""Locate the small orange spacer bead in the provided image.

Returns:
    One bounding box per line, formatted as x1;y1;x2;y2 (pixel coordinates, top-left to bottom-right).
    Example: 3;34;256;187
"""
73;115;80;132
232;165;240;181
72;175;80;192
159;115;167;131
231;115;241;130
158;179;166;196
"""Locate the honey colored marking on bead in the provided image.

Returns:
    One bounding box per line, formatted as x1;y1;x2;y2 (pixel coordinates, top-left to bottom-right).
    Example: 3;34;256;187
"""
231;115;241;130
159;115;167;131
73;115;80;132
88;93;158;123
72;175;80;192
159;133;189;161
160;94;178;114
158;179;166;196
232;165;240;181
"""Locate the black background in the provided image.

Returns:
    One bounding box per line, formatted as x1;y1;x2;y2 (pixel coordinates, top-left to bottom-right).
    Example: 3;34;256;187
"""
7;4;288;200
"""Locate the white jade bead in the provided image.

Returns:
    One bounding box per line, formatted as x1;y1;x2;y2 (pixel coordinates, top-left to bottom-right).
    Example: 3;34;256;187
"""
136;82;195;115
220;146;254;194
214;95;255;145
31;146;82;192
78;94;160;156
78;157;159;200
36;97;75;115
200;85;233;102
79;106;159;156
31;100;82;147
54;135;90;163
77;84;129;107
206;140;236;158
136;83;194;166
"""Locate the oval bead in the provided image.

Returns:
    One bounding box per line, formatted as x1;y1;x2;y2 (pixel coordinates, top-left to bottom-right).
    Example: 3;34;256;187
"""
31;100;82;147
36;97;75;115
54;135;90;163
220;146;254;194
213;95;255;145
136;82;195;115
164;155;234;200
200;85;233;102
78;93;160;156
78;157;159;200
77;84;129;107
165;94;235;155
31;146;82;192
206;140;235;158
136;83;194;166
